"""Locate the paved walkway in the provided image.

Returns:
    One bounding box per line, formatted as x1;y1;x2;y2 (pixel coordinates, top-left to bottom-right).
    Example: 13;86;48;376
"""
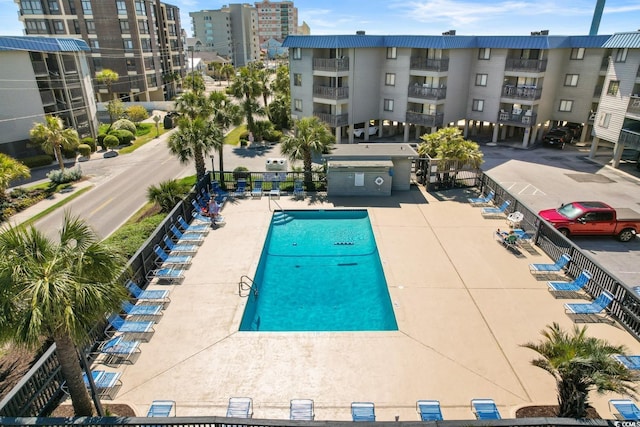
99;187;640;421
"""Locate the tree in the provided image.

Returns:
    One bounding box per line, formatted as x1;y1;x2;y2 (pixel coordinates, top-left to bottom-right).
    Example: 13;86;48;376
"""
281;116;335;186
256;68;272;110
0;154;30;200
208;91;241;179
220;63;234;84
229;66;263;134
175;91;210;120
0;213;129;416
105;99;125;127
126;105;149;125
30;116;80;171
96;69;120;126
268;94;292;130
522;322;637;418
147;179;189;212
271;64;290;97
168;116;222;178
183;73;205;95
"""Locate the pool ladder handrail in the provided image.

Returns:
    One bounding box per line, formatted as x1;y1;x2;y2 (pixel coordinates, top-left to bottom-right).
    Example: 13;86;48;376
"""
239;275;258;297
268;193;283;212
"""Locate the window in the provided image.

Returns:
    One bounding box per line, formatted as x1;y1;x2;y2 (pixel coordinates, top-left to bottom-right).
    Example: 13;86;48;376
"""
384;98;394;111
292;47;301;60
85;19;95;33
615;48;628;62
293;73;301;86
119;20;130;33
72;19;80;34
478;48;490;60
123;39;133;51
607;80;620;95
559;100;573;112
475;73;487;86
81;0;92;14
93;57;103;71
385;73;395;86
598;112;611;128
135;0;146;16
53;20;64;33
138;20;149;34
294;98;302;111
386;47;397;59
570;48;585;60
89;39;99;50
564;74;579;87
126;58;136;71
472;99;484;111
140;38;151;52
116;1;127;14
147;74;157;87
21;1;43;14
25;20;48;33
47;1;60;12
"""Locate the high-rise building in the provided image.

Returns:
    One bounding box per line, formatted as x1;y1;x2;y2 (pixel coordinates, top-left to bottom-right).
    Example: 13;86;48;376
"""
254;0;298;44
14;0;186;102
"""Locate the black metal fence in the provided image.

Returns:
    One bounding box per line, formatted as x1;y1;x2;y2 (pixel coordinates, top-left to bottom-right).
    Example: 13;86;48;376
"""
414;157;481;191
212;170;327;192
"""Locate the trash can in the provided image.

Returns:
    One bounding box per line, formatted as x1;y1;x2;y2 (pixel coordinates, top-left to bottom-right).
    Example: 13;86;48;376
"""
163;113;174;129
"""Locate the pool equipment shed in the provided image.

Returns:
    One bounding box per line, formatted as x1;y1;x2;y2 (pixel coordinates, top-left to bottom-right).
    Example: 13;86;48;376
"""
323;143;417;196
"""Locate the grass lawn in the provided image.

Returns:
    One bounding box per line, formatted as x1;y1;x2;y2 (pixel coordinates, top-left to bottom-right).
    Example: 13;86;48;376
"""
224;125;247;146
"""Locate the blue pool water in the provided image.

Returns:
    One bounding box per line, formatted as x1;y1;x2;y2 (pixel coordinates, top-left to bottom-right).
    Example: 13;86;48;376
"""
239;210;398;332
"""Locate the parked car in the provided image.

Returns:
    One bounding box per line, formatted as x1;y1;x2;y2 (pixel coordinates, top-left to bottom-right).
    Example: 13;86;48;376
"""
564;122;583;140
542;127;573;149
538;201;640;242
353;126;378;138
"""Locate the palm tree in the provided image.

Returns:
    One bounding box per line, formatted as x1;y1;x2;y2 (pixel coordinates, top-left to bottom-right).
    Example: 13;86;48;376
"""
281;116;335;186
168;116;222;178
183;73;205;95
255;68;272;110
229;66;263;134
0;153;30;201
220;63;234;85
0;213;129;416
30;116;80;171
208;91;242;181
522;322;637;418
175;91;211;120
147;179;189;213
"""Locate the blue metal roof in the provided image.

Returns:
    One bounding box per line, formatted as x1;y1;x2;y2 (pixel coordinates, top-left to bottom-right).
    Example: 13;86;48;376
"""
283;34;613;50
603;32;640;49
0;36;90;52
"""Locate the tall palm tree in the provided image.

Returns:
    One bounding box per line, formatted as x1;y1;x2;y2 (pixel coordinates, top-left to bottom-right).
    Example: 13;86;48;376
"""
30;116;80;171
0;153;30;201
220;63;234;85
175;91;211;120
229;66;263;134
0;213;129;416
168;116;222;178
522;322;637;418
281;116;335;186
255;68;272;110
208;91;242;181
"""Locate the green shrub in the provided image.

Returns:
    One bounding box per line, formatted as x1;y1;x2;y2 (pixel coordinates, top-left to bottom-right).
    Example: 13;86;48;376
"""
233;166;249;180
239;131;249;141
20;155;53;168
108;129;135;145
125;105;149;124
264;130;283;142
103;134;120;150
112;118;137;134
106;213;165;259
47;165;82;184
135;123;152;137
61;147;76;159
77;144;91;157
81;137;96;152
97;133;106;147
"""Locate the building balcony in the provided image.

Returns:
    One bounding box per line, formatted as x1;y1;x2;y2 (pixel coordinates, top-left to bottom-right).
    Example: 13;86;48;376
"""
627;95;640;116
408;85;446;100
498;110;537;126
39;90;55;106
313;85;349;100
312;57;349;72
505;58;547;72
314;111;348;127
32;61;48;75
620;129;640;150
409;57;449;72
502;85;541;100
406;111;444;127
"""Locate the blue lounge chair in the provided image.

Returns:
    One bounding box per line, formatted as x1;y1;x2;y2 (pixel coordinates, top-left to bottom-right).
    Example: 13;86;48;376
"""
191;198;206;213
564;290;614;315
290;399;315;420
147;400;176;417
468;190;495;205
94;335;141;365
471;399;501;420
211;181;229;197
234;180;247;197
610;399;640;420
547;270;592;292
251;180;263;198
351;402;376;421
107;313;155;335
147;266;185;284
126;280;170;303
614;355;640;370
481;200;511;217
177;215;210;234
270;180;281;198
226;397;253;418
82;370;122;399
529;253;571;273
417;400;443;421
293;180;305;198
169;224;204;245
163;235;198;255
153;244;192;268
121;300;163;318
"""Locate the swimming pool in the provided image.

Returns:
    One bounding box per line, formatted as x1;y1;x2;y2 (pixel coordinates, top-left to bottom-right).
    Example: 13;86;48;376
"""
239;210;398;332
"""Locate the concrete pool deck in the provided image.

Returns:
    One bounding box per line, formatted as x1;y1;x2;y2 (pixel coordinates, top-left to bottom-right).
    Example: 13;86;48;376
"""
104;186;640;421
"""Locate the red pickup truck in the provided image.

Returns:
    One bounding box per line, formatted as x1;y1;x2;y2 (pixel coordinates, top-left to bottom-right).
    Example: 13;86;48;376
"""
538;201;640;242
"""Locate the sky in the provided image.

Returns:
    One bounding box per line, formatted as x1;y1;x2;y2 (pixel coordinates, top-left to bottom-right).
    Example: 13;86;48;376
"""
0;0;639;38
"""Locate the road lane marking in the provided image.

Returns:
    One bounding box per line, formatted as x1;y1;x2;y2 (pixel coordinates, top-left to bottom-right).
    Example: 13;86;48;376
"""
89;197;113;217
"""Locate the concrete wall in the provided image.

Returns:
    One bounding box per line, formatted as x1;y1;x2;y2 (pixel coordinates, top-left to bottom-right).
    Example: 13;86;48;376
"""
327;167;392;196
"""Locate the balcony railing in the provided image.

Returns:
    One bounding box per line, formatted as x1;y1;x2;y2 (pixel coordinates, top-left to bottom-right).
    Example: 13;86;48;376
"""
408;85;446;100
627;95;640;116
620;129;640;150
498;110;537;126
312;57;349;72
502;85;541;100
505;58;547;72
314;112;348;127
409;57;449;72
406;111;444;127
313;85;349;100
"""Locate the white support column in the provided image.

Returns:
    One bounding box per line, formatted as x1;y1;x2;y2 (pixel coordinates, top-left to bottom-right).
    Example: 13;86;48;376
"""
589;136;600;158
335;127;342;144
492;124;499;143
403;122;410;142
522;127;531;148
500;125;507;140
415;125;422;140
348;124;355;144
463;119;470;138
579;125;589;143
612;141;624;167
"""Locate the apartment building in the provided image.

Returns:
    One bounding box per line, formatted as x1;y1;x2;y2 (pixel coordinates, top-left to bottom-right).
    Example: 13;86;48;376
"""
190;4;260;67
590;32;640;167
282;33;613;146
254;0;298;44
0;36;98;157
14;0;186;102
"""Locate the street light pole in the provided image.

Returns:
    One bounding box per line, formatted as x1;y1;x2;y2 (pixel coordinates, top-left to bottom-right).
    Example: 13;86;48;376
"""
210;154;215;183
